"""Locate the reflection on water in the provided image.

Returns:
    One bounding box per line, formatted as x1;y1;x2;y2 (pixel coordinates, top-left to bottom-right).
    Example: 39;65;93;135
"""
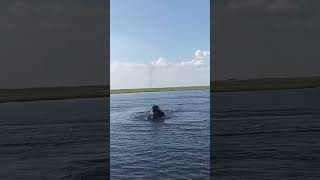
111;90;210;179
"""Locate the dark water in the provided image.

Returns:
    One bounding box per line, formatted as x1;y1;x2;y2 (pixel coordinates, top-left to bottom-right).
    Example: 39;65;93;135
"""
212;88;320;179
0;98;108;179
111;90;210;179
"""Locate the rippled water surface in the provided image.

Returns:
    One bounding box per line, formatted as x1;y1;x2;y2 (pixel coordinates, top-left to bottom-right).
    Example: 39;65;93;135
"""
212;88;320;180
0;98;108;180
110;90;210;179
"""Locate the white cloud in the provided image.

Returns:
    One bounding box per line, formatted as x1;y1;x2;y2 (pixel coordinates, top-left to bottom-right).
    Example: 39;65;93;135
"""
111;58;208;72
181;59;205;67
110;61;148;72
151;57;170;67
111;50;210;89
194;49;210;59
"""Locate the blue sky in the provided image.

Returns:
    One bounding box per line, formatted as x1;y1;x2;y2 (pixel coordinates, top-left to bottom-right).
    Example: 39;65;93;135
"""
111;0;210;62
110;0;210;89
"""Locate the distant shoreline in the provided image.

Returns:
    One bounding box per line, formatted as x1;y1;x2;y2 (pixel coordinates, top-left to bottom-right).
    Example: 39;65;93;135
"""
0;85;109;104
1;76;320;103
0;85;209;103
211;76;320;93
111;86;209;94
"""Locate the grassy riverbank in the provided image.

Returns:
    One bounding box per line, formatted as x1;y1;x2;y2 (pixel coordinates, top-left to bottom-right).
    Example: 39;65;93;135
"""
0;85;208;103
1;76;320;103
0;85;109;103
111;86;209;94
211;76;320;92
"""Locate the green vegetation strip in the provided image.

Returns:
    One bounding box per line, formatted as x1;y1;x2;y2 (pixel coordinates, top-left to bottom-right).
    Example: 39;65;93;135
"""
111;86;209;94
0;85;208;103
1;76;320;103
211;76;320;92
0;85;109;103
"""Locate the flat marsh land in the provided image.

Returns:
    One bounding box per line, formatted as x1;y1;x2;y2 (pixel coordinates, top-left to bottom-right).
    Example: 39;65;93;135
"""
2;76;320;103
0;86;109;103
211;76;320;92
111;86;209;94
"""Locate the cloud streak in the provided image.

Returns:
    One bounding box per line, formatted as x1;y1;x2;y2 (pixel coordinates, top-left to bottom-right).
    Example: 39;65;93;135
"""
194;49;210;59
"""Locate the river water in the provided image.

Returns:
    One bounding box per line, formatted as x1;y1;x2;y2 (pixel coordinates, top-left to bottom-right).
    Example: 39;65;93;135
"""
2;88;316;179
212;88;320;179
0;98;109;179
110;90;210;179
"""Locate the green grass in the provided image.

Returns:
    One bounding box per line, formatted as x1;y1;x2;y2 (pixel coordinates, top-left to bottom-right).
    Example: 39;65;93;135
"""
0;85;109;103
211;76;320;92
0;85;209;103
1;76;320;103
111;86;210;94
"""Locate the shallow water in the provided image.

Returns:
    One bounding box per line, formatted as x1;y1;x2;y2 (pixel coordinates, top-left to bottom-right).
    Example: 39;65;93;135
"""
0;98;109;180
212;88;320;179
110;90;210;179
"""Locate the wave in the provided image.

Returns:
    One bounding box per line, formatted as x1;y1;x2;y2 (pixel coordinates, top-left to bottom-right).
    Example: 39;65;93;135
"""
213;107;320;118
213;128;320;137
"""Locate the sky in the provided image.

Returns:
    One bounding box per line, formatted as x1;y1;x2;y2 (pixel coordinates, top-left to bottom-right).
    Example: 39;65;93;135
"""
110;0;210;89
0;0;108;89
213;0;320;81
